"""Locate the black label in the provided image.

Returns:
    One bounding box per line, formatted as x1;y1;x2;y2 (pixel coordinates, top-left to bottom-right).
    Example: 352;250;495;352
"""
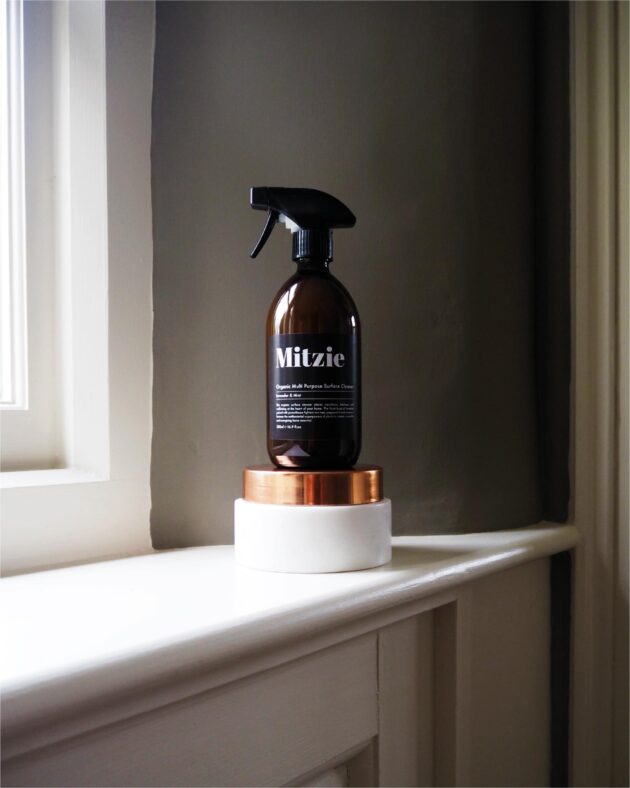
268;333;359;441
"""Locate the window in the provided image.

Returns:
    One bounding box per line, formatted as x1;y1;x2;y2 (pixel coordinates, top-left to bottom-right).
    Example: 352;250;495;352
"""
1;0;62;472
1;0;27;412
0;1;155;575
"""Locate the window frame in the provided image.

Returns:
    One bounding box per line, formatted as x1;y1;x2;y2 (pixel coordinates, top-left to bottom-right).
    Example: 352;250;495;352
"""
0;0;27;413
2;0;67;471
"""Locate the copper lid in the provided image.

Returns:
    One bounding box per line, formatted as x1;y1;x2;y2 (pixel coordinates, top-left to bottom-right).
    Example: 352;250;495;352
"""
243;465;383;506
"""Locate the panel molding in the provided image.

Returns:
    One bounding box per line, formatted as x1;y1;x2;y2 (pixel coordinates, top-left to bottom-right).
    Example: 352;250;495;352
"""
2;636;378;788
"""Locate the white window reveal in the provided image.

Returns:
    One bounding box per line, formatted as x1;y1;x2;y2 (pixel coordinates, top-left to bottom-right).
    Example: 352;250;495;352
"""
0;1;154;575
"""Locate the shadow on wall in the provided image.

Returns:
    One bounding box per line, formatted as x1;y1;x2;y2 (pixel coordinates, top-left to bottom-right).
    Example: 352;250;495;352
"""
150;1;568;547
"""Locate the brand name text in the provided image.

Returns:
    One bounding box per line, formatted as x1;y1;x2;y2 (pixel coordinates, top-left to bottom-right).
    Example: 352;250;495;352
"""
276;346;345;369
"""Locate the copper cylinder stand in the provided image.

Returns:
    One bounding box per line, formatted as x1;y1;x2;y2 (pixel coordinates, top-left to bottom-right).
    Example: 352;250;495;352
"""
242;464;383;507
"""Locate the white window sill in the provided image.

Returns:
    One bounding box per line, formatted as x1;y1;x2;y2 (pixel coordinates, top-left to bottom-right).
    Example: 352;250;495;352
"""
0;468;104;489
1;523;578;760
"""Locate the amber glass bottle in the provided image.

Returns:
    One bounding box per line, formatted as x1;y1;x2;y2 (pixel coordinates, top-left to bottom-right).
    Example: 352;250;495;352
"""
266;257;361;468
250;187;360;469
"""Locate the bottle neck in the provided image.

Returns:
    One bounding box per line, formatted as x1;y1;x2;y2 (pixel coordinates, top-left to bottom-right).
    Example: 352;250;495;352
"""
296;257;330;273
292;228;333;264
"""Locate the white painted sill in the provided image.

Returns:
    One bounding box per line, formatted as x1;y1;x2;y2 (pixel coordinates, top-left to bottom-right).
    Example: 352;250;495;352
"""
1;523;578;759
0;468;104;488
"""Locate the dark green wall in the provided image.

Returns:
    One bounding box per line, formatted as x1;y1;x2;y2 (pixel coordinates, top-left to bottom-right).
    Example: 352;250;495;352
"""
150;1;569;546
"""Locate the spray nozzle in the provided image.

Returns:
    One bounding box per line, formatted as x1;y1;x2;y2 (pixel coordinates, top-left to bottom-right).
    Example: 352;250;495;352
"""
249;187;356;262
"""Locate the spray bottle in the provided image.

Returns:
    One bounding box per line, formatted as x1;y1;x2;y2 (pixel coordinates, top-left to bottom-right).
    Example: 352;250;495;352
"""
250;187;360;469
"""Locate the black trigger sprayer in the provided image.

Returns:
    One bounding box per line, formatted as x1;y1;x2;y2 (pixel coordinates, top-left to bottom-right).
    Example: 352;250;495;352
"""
250;187;356;262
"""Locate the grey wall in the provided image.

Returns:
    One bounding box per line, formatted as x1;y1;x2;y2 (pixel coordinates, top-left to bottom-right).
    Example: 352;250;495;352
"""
151;1;547;547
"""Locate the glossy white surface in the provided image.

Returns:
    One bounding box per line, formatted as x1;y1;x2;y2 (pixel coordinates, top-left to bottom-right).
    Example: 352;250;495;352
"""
234;498;392;573
2;525;575;690
0;524;577;743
